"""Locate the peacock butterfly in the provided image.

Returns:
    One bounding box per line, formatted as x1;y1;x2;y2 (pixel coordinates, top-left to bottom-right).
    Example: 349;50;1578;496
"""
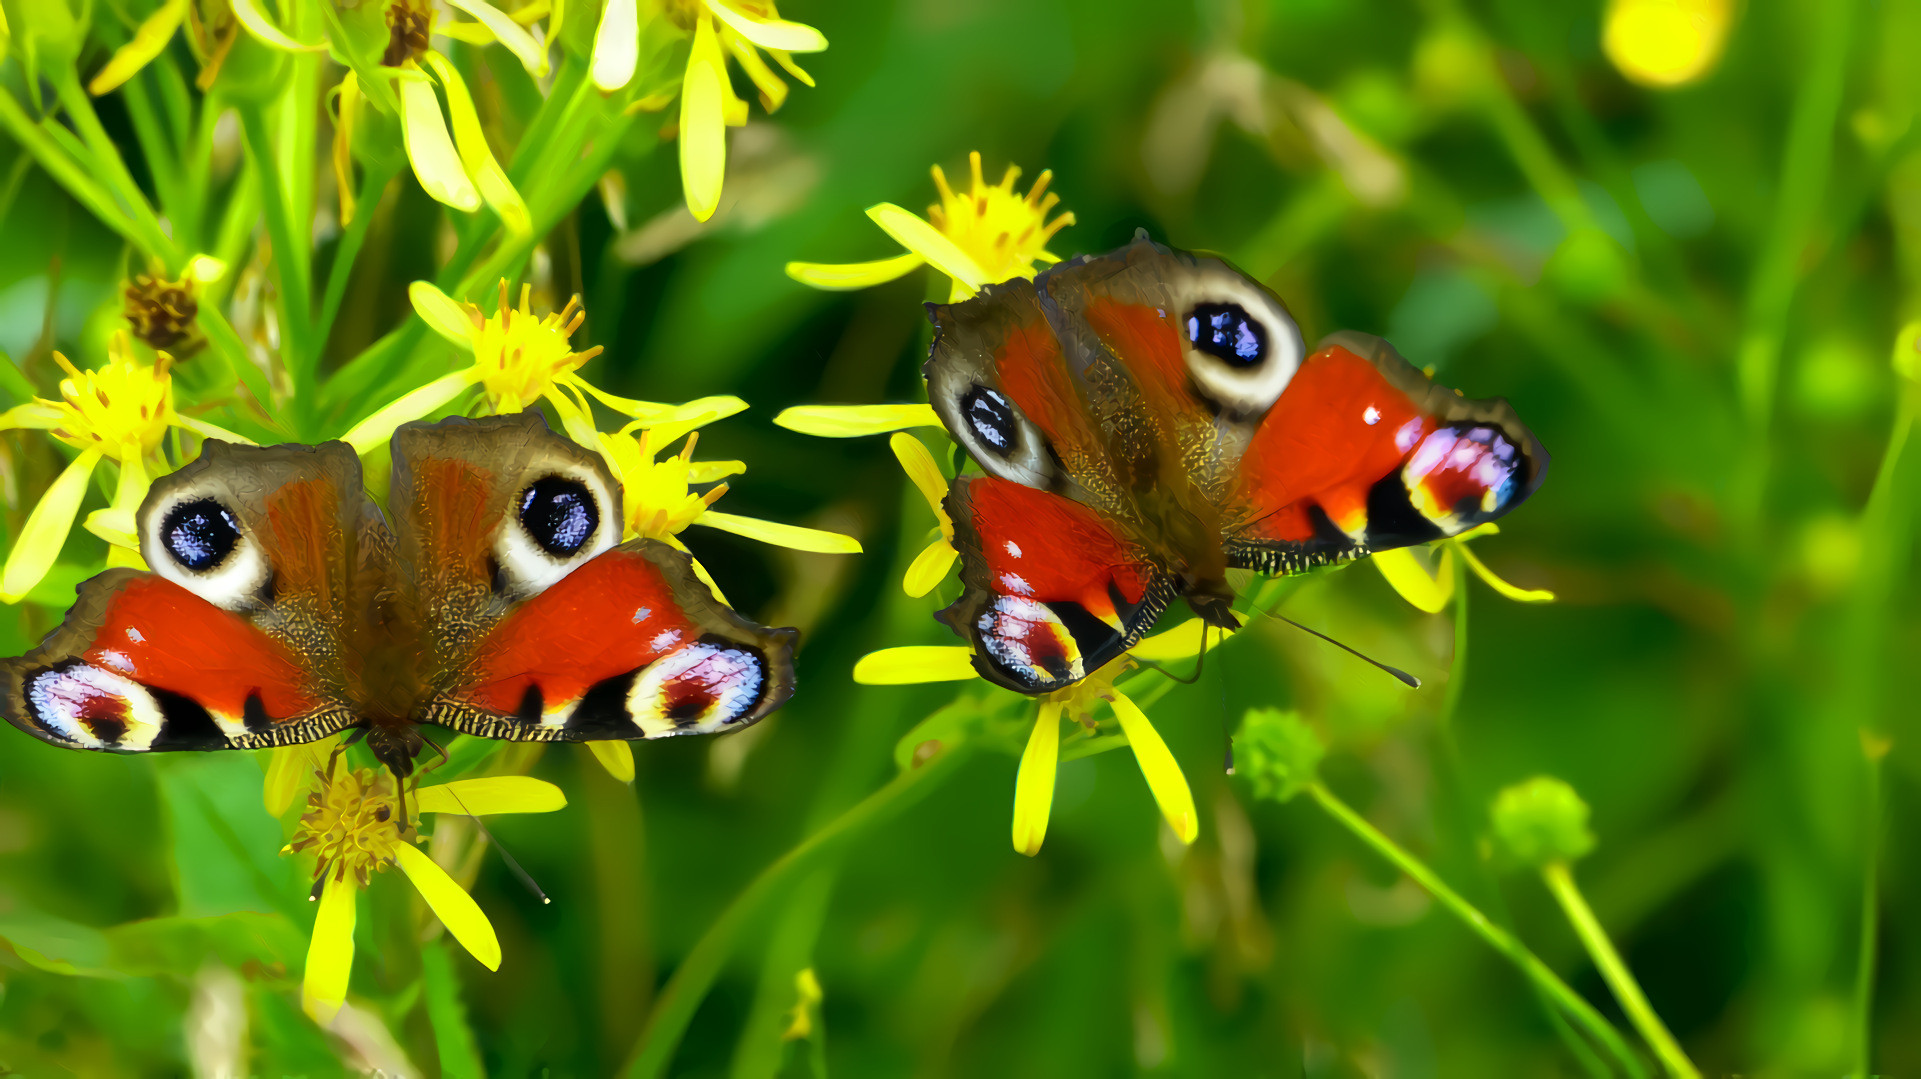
1;411;797;780
924;234;1548;693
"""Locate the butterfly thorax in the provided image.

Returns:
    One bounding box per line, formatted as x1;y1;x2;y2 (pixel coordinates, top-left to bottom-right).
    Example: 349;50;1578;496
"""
1132;478;1239;631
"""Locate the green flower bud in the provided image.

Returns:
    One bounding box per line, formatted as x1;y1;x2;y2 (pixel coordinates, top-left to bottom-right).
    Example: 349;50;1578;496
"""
1491;776;1595;868
1235;708;1324;803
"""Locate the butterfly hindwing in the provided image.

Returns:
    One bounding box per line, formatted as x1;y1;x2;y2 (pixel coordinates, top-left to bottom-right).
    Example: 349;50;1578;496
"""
389;411;798;742
939;475;1174;694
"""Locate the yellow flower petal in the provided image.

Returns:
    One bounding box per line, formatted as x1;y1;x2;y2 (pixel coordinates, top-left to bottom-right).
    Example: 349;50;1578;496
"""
701;0;827;52
600;391;749;428
1130;619;1216;662
1011;702;1062;856
302;874;357;1027
1456;542;1556;603
425;52;532;235
445;0;549;75
174;416;256;445
230;0;322;49
902;538;957;598
398;74;482;213
393;843;501;971
588;740;636;783
696;511;862;553
415;777;568;816
785;253;927;291
80;450;148;549
263;742;326;816
1110;691;1198;844
679;15;729;223
87;0;187;95
589;0;639;91
773;403;941;437
889;432;949;518
864;204;988;294
687;551;730;606
410;281;479;347
1372;546;1454;614
342;369;483;454
686;460;746;483
2;448;103;604
0;402;67;430
852;645;977;684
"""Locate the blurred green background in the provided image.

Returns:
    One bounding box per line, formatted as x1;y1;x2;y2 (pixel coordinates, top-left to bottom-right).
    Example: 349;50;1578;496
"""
2;0;1918;1074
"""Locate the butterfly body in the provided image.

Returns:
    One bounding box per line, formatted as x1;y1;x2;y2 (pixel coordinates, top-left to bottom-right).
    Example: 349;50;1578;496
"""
925;235;1547;695
2;412;797;778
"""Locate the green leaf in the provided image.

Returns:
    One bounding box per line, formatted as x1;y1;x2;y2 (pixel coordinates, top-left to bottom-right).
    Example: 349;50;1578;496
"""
156;754;307;918
422;937;488;1079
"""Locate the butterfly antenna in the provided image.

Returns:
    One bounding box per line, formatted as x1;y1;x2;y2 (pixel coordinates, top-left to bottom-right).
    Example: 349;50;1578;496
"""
1133;625;1211;685
1257;609;1421;688
442;785;552;906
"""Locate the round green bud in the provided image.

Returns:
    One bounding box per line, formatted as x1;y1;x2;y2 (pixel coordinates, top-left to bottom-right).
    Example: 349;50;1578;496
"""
1235;708;1324;803
1491;776;1595;868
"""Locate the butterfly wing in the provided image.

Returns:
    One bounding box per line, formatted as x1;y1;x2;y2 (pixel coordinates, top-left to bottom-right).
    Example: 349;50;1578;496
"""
1222;331;1548;571
938;475;1173;694
390;411;796;742
0;440;376;753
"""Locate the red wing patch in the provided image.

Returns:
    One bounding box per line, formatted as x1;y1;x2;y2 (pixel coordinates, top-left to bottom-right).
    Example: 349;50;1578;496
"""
1225;342;1542;572
436;544;791;740
939;477;1171;693
1;573;333;752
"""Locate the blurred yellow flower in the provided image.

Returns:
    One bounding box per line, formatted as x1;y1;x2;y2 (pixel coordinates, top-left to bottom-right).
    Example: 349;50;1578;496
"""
286;767;565;1026
0;334;249;603
854;619;1216;855
787;152;1076;302
343;280;745;452
1602;0;1732;89
87;0;316;96
1371;524;1556;614
591;0;827;222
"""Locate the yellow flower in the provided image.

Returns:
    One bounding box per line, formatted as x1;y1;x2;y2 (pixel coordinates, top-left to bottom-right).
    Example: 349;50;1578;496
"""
594;422;861;556
286;766;565;1026
889;432;955;597
331;0;547;230
771;403;941;439
0;334;249;603
1602;0;1732;89
591;0;826;222
1370;524;1556;614
787;152;1076;302
87;0;317;96
854;619;1215;856
343;280;746;452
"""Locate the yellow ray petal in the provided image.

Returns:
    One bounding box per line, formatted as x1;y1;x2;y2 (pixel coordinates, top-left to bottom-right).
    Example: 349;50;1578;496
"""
302;874;357;1027
416;776;568;815
1130;618;1219;662
686;460;746;483
398;74;482;213
410;281;481;347
588;740;636;783
785;253;927;291
342;369;484;454
87;0;188;95
445;0;549;75
333;72;363;225
0;402;67;430
852;645;977;684
174;416;257;445
864;204;988;293
425;52;531;235
687;551;730;606
889;432;949;517
1111;691;1198;844
263;742;324;816
393;844;502;971
1371;546;1454;614
724;30;788;111
679;15;728;222
695;511;863;553
2;448;103;604
1011;702;1062;856
773;403;941;437
700;0;826;52
230;0;323;50
589;0;639;91
1455;542;1556;603
80;450;150;549
902;538;957;598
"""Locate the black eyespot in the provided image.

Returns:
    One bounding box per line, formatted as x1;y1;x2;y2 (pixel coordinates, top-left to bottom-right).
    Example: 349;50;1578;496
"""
1186;302;1266;367
161;498;242;572
961;386;1017;458
519;476;598;557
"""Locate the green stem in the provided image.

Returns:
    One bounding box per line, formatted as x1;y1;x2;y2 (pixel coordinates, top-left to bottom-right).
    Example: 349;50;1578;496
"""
1542;862;1699;1079
236;101;316;416
1850;733;1889;1079
49;68;181;268
317;156;403;351
620;742;976;1079
1307;782;1647;1078
0;87;172;261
